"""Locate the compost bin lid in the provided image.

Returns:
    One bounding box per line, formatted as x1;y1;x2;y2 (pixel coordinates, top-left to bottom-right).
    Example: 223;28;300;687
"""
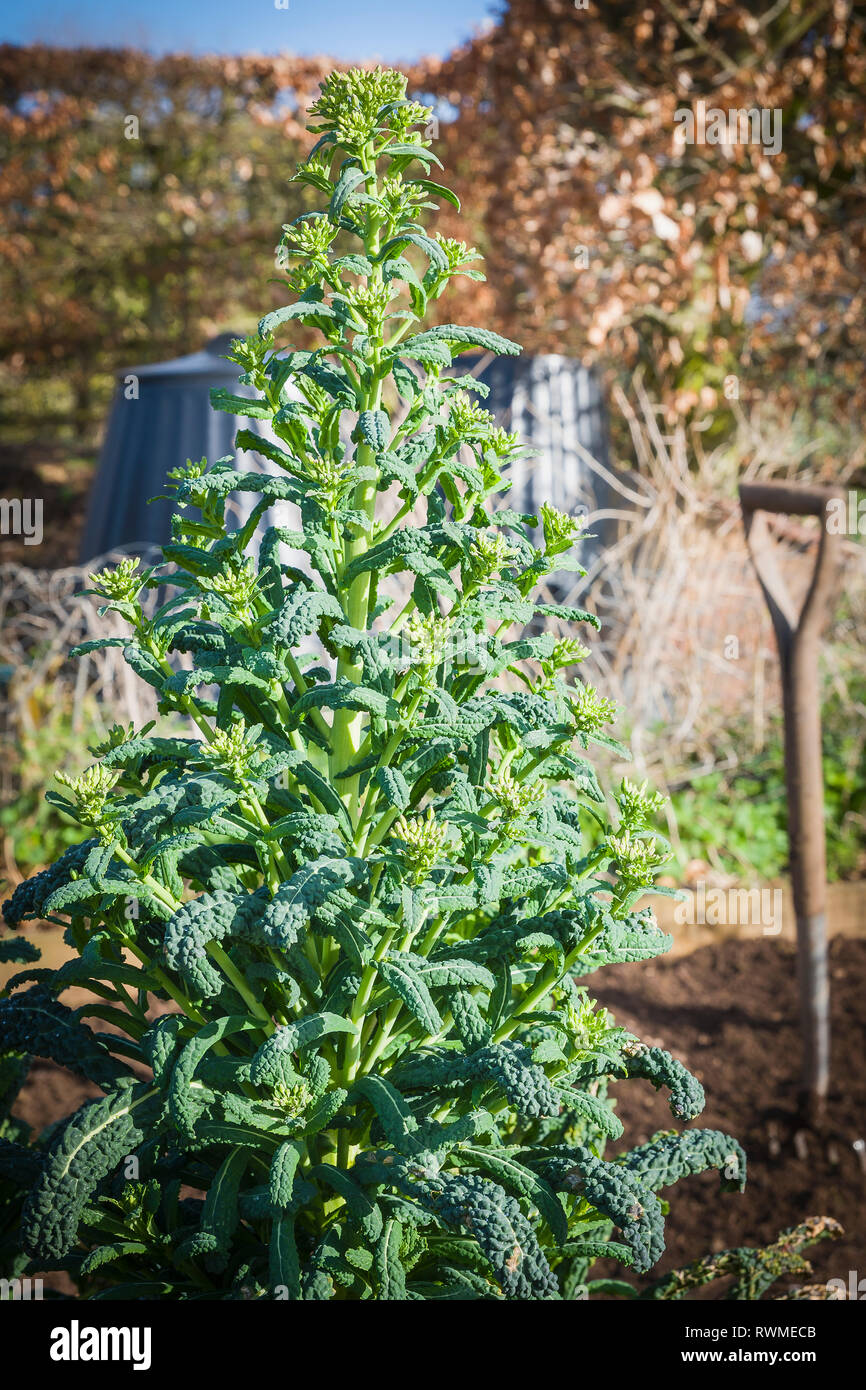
79;332;271;562
81;346;612;569
117;333;241;381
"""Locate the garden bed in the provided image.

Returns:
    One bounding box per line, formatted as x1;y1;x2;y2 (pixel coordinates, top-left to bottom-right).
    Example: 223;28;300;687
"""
7;927;865;1297
595;934;866;1293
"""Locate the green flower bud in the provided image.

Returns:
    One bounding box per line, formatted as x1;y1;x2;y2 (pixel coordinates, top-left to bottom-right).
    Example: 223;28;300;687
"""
89;557;142;604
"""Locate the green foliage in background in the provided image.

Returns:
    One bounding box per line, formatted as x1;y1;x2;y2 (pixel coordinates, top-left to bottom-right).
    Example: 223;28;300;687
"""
666;677;866;883
0;69;837;1302
0;689;105;879
0;52;312;444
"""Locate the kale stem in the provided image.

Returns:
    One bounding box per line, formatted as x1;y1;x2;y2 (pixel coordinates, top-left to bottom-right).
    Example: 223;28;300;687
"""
206;940;274;1031
490;927;604;1043
119;934;209;1026
337;922;400;1088
330;143;385;818
111;844;181;913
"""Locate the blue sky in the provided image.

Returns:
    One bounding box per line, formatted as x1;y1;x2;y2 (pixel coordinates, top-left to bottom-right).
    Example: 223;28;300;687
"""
1;0;498;62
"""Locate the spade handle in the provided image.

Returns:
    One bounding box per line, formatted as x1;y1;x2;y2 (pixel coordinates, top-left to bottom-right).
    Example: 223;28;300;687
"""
739;481;844;1121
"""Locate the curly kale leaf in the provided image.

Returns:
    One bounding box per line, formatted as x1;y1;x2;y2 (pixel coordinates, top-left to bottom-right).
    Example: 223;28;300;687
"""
454;1145;568;1243
0;936;41;965
163;892;263;997
352;1076;423;1155
250;1014;357;1087
178;844;257;894
163;860;364;996
558;1086;624;1141
418;1171;559;1299
399;324;521;359
310;1165;383;1244
392;1041;558;1120
271;1210;302;1297
142;1014;186;1087
449;988;491;1050
175;1146;249;1270
263;586;345;645
374;1216;407;1299
167;1016;255;1144
0;986;132;1087
100;734;202;772
119;773;243;856
571;908;673;975
2;841;98;926
21;1080;158;1261
355;1149;558;1298
377;956;443;1034
620;1128;746;1194
536;1147;665;1275
269;1141;303;1211
435;904;594;965
620;1042;705;1121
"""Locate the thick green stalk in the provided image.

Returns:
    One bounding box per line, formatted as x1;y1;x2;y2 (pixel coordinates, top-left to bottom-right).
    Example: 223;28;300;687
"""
206;941;273;1032
491;927;604;1043
330;145;384;814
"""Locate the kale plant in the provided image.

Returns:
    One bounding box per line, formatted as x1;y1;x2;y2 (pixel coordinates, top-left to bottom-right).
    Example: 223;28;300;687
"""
1;68;757;1301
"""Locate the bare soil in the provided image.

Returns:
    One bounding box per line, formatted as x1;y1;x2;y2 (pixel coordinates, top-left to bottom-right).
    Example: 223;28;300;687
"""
593;934;866;1292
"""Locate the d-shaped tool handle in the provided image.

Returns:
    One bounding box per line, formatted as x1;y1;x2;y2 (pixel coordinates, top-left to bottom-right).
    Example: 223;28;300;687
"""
739;481;844;651
739;480;845;1122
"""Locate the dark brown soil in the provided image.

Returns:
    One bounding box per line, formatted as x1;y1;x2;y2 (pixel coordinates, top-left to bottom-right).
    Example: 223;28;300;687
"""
593;935;866;1291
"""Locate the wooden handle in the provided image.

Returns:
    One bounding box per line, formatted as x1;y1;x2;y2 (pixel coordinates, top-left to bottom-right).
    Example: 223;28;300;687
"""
739;481;844;643
739;480;843;520
739;478;846;1117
